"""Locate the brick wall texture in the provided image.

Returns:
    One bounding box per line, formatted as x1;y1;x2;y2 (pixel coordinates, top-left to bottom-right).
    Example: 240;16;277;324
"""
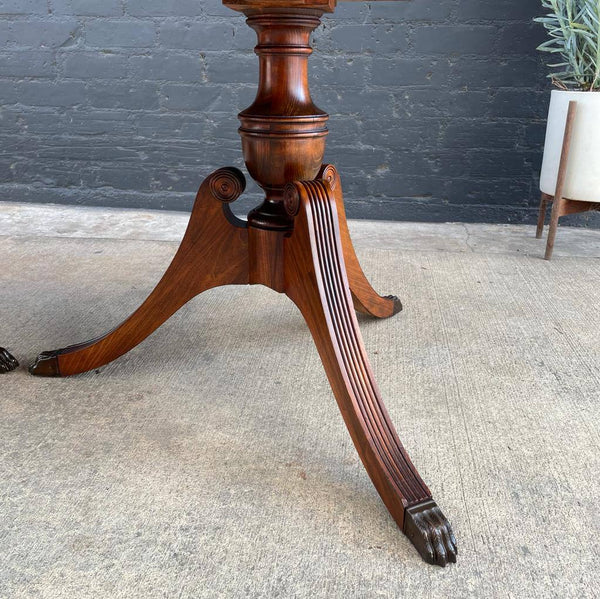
1;0;598;226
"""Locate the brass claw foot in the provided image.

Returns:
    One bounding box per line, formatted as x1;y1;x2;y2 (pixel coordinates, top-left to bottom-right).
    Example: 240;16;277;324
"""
384;294;403;316
0;347;19;373
404;499;458;567
29;350;60;376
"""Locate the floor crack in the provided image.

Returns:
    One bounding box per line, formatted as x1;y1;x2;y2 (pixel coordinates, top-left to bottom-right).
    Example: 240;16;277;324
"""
462;223;476;253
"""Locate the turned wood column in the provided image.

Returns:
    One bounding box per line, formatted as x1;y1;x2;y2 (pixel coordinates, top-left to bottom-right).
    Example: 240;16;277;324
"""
231;6;330;230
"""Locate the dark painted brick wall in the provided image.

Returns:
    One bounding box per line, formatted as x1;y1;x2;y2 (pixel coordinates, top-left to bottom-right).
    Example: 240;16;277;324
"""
1;0;597;225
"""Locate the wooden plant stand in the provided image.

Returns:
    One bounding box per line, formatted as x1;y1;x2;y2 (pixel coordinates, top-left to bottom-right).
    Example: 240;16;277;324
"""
30;0;457;566
537;100;600;260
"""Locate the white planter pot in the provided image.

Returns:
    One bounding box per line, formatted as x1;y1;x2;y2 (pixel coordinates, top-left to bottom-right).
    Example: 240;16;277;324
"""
539;89;600;203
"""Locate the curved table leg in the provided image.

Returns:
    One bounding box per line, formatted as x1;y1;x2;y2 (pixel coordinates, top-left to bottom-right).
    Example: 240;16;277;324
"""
283;178;456;566
0;347;18;373
30;168;249;377
318;164;402;319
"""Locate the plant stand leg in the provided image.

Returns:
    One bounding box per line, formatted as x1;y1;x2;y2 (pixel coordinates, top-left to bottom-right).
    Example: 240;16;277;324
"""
545;100;578;261
536;193;550;239
545;194;564;260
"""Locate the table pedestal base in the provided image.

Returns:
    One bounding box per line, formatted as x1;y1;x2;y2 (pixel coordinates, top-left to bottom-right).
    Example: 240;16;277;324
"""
30;164;457;566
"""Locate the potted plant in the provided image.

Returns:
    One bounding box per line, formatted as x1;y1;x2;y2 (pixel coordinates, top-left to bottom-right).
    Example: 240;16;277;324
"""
536;0;600;205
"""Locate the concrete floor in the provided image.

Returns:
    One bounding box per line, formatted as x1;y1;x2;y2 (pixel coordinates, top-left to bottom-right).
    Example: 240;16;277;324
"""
0;202;599;598
2;200;600;258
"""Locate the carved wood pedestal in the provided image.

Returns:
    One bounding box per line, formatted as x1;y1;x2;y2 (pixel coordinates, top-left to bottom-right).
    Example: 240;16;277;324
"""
30;0;457;566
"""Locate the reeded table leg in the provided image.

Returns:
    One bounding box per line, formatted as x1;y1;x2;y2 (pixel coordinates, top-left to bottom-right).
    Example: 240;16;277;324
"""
282;175;457;566
30;168;249;377
320;165;402;319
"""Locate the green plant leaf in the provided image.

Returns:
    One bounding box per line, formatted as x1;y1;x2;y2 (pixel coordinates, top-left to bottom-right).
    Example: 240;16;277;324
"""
535;0;600;90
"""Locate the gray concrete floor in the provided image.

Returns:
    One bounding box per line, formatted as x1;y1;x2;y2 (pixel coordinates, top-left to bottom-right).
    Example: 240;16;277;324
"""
2;200;600;258
0;202;599;598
